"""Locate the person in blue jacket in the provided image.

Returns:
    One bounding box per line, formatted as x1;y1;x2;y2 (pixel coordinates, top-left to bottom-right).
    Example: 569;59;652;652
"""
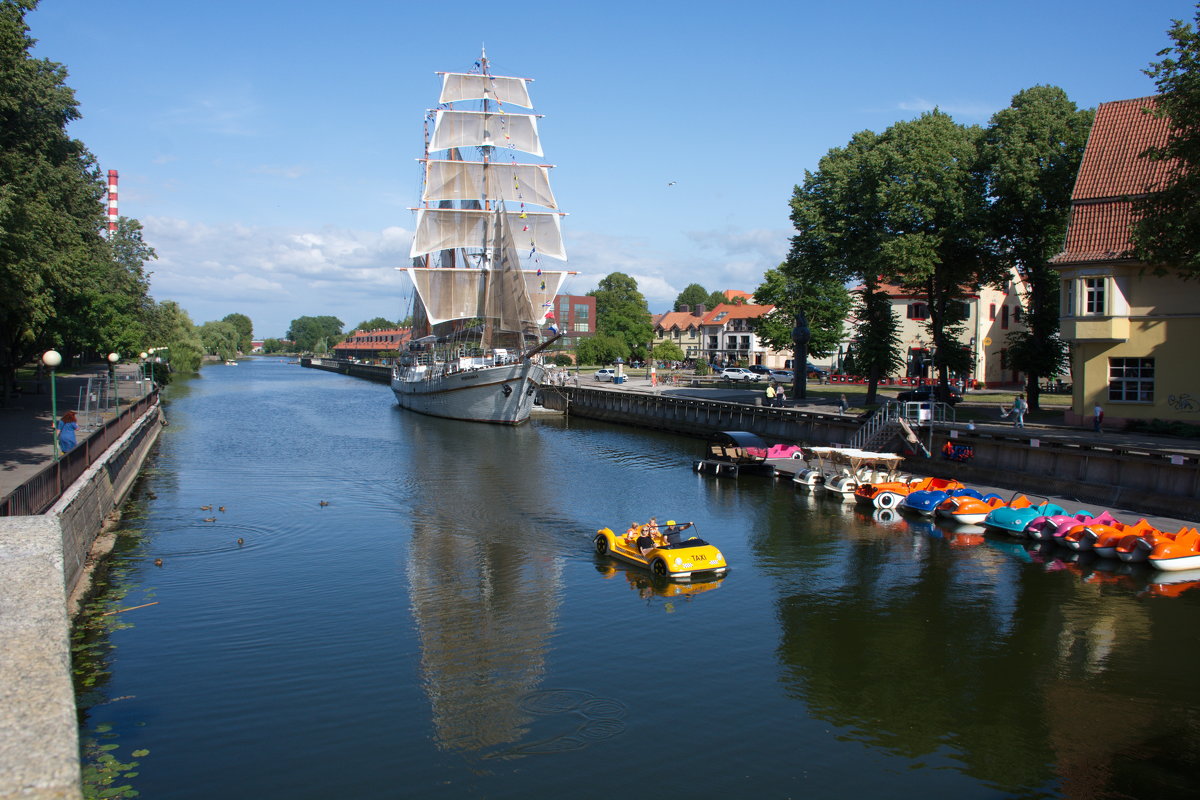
56;410;78;453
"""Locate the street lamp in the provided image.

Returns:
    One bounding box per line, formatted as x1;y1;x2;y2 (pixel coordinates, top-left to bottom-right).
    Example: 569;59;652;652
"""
42;350;62;460
108;352;120;411
139;351;148;387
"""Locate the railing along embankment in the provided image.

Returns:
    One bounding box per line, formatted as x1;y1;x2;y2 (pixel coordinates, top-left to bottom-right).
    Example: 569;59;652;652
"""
302;357;391;383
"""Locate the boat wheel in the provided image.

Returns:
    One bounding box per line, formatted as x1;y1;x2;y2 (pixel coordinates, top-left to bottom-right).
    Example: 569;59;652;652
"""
651;558;668;577
594;535;609;556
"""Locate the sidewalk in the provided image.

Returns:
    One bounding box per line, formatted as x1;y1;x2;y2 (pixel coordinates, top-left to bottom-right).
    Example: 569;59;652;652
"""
0;364;151;500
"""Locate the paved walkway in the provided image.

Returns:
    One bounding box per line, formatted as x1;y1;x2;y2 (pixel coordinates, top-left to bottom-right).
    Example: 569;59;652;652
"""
0;364;150;500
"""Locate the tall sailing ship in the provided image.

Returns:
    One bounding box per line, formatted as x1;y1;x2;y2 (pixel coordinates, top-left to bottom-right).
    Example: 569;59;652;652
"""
392;52;570;424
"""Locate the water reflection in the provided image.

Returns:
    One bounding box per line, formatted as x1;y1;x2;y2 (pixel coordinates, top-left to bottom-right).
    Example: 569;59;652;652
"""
403;419;564;755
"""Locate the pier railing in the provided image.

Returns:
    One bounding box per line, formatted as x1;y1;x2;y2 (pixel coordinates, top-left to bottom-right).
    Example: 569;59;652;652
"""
0;390;160;517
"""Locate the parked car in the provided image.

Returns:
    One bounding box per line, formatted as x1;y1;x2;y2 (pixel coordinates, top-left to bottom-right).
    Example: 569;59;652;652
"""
748;365;773;375
768;369;794;381
895;384;963;406
595;368;617;382
806;363;828;379
720;367;762;382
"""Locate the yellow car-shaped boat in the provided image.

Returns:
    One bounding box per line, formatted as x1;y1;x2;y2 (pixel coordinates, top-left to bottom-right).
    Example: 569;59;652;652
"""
594;522;728;580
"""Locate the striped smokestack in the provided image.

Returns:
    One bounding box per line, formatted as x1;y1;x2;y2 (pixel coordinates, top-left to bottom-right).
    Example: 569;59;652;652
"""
106;169;118;233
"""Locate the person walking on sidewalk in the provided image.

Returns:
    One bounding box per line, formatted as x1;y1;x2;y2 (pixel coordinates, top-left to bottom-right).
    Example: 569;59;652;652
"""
55;410;78;453
1011;393;1027;429
838;394;849;415
1093;403;1104;432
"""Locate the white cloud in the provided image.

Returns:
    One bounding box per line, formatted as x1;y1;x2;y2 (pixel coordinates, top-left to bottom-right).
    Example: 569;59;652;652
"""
897;97;999;121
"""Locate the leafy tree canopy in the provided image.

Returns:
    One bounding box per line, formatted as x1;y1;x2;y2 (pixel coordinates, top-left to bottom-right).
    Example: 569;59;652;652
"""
1133;6;1200;276
587;273;653;359
674;283;711;310
221;313;254;353
753;265;850;359
355;316;395;332
198;320;240;361
287;315;344;353
574;332;629;365
650;339;686;363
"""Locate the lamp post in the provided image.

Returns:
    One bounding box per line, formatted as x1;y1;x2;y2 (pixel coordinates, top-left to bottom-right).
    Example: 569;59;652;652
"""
139;351;148;389
108;352;120;411
42;350;62;460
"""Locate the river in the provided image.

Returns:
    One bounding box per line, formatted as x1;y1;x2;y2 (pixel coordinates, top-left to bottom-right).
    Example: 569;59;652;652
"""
74;356;1200;799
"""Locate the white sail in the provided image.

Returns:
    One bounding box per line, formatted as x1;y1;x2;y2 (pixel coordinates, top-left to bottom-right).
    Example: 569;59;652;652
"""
423;161;557;209
410;208;566;261
439;73;532;108
405;267;570;326
429;110;543;157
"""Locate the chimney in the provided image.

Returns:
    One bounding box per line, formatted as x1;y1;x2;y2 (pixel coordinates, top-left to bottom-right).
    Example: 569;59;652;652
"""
694;304;706;316
678;304;690;313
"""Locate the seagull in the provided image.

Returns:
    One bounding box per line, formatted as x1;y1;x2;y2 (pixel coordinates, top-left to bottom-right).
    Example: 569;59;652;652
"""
667;181;677;186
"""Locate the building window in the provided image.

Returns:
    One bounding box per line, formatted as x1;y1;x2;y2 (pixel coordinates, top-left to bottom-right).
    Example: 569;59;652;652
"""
1013;306;1023;323
573;323;588;332
1063;280;1075;316
1109;357;1154;402
907;303;929;320
1001;305;1009;329
573;303;589;321
1085;278;1106;315
989;303;996;321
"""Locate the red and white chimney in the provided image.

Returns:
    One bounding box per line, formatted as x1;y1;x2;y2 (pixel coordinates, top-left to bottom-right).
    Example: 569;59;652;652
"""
106;169;118;233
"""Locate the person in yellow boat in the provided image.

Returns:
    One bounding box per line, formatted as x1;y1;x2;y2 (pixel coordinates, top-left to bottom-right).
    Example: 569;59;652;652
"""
662;520;694;543
637;517;660;555
624;522;641;546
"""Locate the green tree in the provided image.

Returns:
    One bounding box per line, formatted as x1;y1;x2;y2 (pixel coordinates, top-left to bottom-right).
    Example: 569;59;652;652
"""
144;300;203;375
650;339;686;363
198;320;240;361
674;284;712;311
588;273;653;360
355;316;395;332
850;286;904;387
753;266;851;358
574;332;629;365
707;290;728;310
787;129;899;404
0;0;108;398
261;338;289;354
985;86;1092;408
876;111;999;390
221;313;254;353
1132;7;1200;276
287;315;344;353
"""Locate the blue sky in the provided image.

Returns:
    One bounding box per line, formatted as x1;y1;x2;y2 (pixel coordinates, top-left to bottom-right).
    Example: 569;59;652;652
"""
28;0;1195;337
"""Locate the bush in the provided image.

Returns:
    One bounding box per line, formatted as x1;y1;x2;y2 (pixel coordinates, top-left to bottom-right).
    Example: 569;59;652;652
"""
551;353;574;367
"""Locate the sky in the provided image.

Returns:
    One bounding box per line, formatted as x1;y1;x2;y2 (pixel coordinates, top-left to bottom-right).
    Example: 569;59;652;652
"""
26;0;1198;337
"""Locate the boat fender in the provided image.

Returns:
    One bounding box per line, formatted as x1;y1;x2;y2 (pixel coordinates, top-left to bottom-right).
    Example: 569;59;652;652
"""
876;492;899;510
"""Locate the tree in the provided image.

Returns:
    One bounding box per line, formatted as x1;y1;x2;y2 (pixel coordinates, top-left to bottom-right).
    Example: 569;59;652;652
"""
144;300;204;375
221;313;254;353
753;266;850;359
650;339;685;363
876;111;999;391
707;290;729;310
674;284;712;311
0;0;108;398
574;332;629;365
261;338;289;354
587;273;653;360
1132;7;1200;276
355;316;395;332
287;315;344;353
198;320;240;361
985;86;1092;408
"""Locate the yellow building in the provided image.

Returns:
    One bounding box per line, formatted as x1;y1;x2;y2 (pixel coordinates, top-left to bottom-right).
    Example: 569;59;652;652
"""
1052;96;1200;426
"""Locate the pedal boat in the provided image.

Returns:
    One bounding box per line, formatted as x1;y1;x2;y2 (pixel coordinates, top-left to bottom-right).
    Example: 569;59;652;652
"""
594;524;727;580
1050;510;1117;547
1025;510;1096;542
984;500;1080;537
822;450;906;503
1122;525;1200;570
856;476;955;510
900;485;977;516
935;493;1011;526
1060;516;1149;554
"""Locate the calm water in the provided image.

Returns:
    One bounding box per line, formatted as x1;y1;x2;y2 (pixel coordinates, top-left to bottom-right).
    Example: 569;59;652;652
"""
76;357;1200;799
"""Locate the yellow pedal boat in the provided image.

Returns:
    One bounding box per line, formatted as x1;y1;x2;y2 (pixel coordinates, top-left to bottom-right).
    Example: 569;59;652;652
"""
594;522;728;580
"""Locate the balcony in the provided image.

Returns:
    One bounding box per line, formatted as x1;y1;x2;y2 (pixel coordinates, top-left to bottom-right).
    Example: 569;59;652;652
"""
1061;315;1130;343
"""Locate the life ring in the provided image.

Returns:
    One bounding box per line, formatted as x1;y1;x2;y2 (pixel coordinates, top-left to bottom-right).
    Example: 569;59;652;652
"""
876;492;900;509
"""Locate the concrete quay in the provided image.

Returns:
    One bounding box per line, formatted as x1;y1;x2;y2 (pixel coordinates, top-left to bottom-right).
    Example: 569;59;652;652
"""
0;365;162;800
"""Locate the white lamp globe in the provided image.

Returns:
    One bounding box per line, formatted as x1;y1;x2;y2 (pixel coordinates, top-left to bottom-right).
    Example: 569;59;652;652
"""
107;352;119;364
42;350;62;368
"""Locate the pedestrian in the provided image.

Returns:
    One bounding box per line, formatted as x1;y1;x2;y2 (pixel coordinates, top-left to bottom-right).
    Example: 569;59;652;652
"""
776;384;787;406
765;382;776;406
56;410;78;453
1093;403;1104;432
1011;393;1027;429
838;394;849;415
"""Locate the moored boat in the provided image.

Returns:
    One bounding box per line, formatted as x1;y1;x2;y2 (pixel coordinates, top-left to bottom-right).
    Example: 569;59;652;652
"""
985;499;1083;537
935;492;1011;526
1130;526;1200;570
900;484;976;516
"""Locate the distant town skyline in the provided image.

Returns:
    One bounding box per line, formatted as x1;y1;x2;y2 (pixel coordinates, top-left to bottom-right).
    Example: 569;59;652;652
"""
29;0;1192;336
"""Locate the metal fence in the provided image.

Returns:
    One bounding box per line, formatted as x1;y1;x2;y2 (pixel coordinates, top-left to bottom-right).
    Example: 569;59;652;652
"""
0;390;160;517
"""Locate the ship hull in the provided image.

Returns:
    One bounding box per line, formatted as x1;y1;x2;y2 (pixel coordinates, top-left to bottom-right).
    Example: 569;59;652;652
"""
391;361;543;425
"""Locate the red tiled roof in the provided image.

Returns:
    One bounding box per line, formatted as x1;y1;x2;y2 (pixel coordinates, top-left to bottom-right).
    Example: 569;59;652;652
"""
1054;97;1176;265
700;303;774;324
655;310;706;331
723;289;753;301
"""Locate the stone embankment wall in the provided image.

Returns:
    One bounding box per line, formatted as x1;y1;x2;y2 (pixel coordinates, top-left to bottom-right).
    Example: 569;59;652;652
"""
0;403;164;800
545;387;1200;521
302;357;390;383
